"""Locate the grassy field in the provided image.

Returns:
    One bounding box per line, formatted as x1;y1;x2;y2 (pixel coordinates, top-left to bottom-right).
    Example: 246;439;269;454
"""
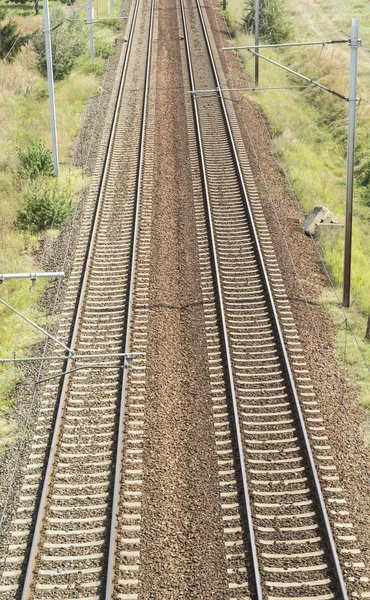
223;0;370;410
0;0;121;448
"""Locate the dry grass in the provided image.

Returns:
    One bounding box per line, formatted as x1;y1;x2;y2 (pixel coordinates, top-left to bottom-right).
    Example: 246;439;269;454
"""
0;47;40;96
11;12;42;34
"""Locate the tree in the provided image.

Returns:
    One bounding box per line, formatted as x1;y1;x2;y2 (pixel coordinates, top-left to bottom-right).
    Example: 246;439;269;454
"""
32;6;87;80
0;9;30;62
243;0;291;44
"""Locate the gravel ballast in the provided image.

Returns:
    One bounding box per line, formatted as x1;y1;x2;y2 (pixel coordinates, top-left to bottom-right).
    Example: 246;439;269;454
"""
139;0;229;595
204;0;370;577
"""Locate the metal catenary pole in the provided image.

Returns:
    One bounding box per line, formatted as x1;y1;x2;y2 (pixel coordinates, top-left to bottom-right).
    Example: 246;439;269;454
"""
343;18;359;308
87;0;95;63
43;0;59;177
255;0;259;85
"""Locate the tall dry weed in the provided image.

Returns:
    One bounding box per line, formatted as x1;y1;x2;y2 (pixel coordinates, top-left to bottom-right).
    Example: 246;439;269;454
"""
0;46;39;96
12;14;42;35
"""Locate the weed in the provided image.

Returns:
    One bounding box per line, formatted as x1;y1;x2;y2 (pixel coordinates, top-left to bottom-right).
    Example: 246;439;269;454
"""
94;28;116;59
98;17;124;31
15;178;74;233
16;139;53;179
243;0;291;43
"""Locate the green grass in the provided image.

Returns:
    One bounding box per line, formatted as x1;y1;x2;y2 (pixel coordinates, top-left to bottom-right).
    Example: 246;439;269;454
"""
0;0;121;449
320;288;370;412
222;0;370;410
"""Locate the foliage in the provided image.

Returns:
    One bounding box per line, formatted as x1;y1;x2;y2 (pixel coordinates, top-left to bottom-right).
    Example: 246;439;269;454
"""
15;178;74;233
32;6;87;80
16;140;54;180
0;9;29;61
100;17;124;31
243;0;291;44
94;28;116;59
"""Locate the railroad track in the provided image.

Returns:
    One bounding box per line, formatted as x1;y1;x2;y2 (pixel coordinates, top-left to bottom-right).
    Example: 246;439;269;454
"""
0;0;368;595
0;0;154;595
179;0;362;598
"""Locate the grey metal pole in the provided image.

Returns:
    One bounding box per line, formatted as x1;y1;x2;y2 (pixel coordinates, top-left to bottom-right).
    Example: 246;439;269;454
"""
43;0;58;177
255;0;259;85
87;0;94;63
343;18;359;308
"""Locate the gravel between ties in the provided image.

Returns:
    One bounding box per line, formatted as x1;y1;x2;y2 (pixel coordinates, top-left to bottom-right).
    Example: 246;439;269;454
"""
204;0;370;579
138;0;229;596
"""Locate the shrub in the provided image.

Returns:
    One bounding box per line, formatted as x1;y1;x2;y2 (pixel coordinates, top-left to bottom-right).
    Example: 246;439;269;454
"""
100;17;123;31
94;29;116;59
0;9;30;62
17;140;54;180
15;178;74;233
32;6;87;80
360;186;370;208
243;0;291;44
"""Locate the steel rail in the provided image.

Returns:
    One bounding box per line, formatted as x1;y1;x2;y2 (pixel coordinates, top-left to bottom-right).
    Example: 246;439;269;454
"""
184;0;349;598
179;1;263;598
20;0;143;595
105;0;155;593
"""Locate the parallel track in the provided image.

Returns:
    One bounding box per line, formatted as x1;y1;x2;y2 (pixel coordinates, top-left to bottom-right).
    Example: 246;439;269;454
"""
180;0;349;598
0;0;366;597
6;0;155;596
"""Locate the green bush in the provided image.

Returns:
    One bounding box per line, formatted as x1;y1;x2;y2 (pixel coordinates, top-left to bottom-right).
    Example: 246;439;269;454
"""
32;6;87;80
243;0;291;44
15;179;74;233
94;29;116;59
78;56;105;76
0;9;30;62
100;17;123;31
17;140;54;180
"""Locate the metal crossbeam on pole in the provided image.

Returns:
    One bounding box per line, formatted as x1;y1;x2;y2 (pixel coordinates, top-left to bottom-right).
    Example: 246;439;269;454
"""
190;85;309;93
0;272;64;283
0;352;144;364
43;0;59;177
237;47;349;101
343;18;359;307
223;39;350;50
84;17;128;22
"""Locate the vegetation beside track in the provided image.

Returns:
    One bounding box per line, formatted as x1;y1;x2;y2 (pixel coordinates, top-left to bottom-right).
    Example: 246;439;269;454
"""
223;0;370;416
0;0;123;448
